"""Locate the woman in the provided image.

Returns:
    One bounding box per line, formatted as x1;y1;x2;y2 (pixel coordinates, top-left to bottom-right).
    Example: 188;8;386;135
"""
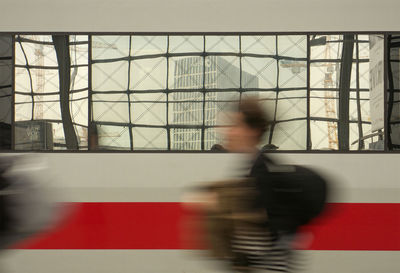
220;98;297;273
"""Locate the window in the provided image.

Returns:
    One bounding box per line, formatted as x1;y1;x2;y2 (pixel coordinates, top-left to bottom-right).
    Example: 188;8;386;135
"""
0;33;391;151
309;35;380;150
14;35;88;150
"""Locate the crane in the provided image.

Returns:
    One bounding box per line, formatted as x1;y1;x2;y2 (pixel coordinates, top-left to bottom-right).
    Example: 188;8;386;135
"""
322;35;339;150
280;35;339;149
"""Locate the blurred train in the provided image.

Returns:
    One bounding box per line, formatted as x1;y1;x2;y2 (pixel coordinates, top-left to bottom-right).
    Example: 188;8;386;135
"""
0;152;398;273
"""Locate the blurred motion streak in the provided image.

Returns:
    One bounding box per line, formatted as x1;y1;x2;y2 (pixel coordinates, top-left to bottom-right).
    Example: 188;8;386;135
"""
0;155;66;249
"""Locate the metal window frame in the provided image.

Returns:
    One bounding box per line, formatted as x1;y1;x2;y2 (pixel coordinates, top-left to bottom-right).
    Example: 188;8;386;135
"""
11;35;15;150
1;31;399;153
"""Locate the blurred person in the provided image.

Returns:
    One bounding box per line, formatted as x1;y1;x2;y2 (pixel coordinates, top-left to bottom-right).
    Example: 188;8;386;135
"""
224;98;295;272
0;155;60;249
197;98;327;272
0;157;13;237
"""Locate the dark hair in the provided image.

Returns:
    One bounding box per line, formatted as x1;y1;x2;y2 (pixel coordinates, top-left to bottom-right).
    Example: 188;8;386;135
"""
261;143;279;151
210;144;226;152
238;98;269;139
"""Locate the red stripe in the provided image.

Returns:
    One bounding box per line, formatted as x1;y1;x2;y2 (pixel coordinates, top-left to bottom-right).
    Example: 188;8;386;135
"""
300;203;400;250
13;202;400;250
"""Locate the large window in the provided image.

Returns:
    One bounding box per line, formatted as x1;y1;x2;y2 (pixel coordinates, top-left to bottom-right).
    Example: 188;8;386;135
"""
14;35;88;150
0;33;394;151
309;35;379;150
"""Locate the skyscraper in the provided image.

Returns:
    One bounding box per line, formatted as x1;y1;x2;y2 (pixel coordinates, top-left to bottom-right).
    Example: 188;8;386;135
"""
171;56;259;150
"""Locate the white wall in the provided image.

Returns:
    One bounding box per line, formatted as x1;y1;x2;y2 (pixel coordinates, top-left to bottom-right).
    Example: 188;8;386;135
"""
0;0;399;32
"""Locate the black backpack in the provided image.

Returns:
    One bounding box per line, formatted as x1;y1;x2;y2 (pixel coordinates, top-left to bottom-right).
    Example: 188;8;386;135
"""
256;156;328;233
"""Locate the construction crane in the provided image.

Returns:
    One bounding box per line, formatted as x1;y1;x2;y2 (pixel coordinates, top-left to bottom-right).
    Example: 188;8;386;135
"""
15;35;119;145
32;36;45;120
322;36;339;150
280;35;339;149
14;35;50;120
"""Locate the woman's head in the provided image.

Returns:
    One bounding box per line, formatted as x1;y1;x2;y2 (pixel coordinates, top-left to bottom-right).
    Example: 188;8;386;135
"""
224;98;270;152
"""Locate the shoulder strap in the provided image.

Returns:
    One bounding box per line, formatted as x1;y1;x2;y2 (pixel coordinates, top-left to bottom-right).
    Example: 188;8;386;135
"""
249;151;273;176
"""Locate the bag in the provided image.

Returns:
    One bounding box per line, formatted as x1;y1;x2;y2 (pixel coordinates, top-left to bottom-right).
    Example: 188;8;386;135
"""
259;159;328;233
201;179;266;260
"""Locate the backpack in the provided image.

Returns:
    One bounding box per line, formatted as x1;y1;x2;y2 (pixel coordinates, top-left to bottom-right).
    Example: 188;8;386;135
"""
197;155;328;265
258;157;328;233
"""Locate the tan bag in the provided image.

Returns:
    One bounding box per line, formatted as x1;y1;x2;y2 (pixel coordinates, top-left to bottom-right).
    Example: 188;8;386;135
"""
202;179;267;260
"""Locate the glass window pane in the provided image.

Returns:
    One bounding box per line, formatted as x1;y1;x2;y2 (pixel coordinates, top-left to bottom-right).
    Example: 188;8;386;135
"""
168;56;203;89
367;34;384;149
92;36;130;60
130;58;167;90
350;62;370;89
168;92;203;125
206;56;240;89
92;61;128;91
169;36;203;53
279;60;307;88
276;90;307;120
204;127;223;150
15;120;55;150
311;120;338;150
71;66;88;91
241;36;276;55
171;128;201;150
132;128;167;150
206;36;239;53
93;93;129;123
270;120;307;150
205;91;239;126
131;36;167;56
278;35;307;58
242;57;275;88
97;125;130;150
310;90;339;119
130;93;167;125
310;35;342;60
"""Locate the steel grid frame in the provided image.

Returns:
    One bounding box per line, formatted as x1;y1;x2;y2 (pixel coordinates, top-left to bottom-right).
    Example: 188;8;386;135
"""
0;32;396;152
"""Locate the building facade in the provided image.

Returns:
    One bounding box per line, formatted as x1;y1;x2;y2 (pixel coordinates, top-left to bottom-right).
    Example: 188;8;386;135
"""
171;56;259;150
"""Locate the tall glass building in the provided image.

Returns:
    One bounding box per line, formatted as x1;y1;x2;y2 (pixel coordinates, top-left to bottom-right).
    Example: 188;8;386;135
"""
171;56;258;150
